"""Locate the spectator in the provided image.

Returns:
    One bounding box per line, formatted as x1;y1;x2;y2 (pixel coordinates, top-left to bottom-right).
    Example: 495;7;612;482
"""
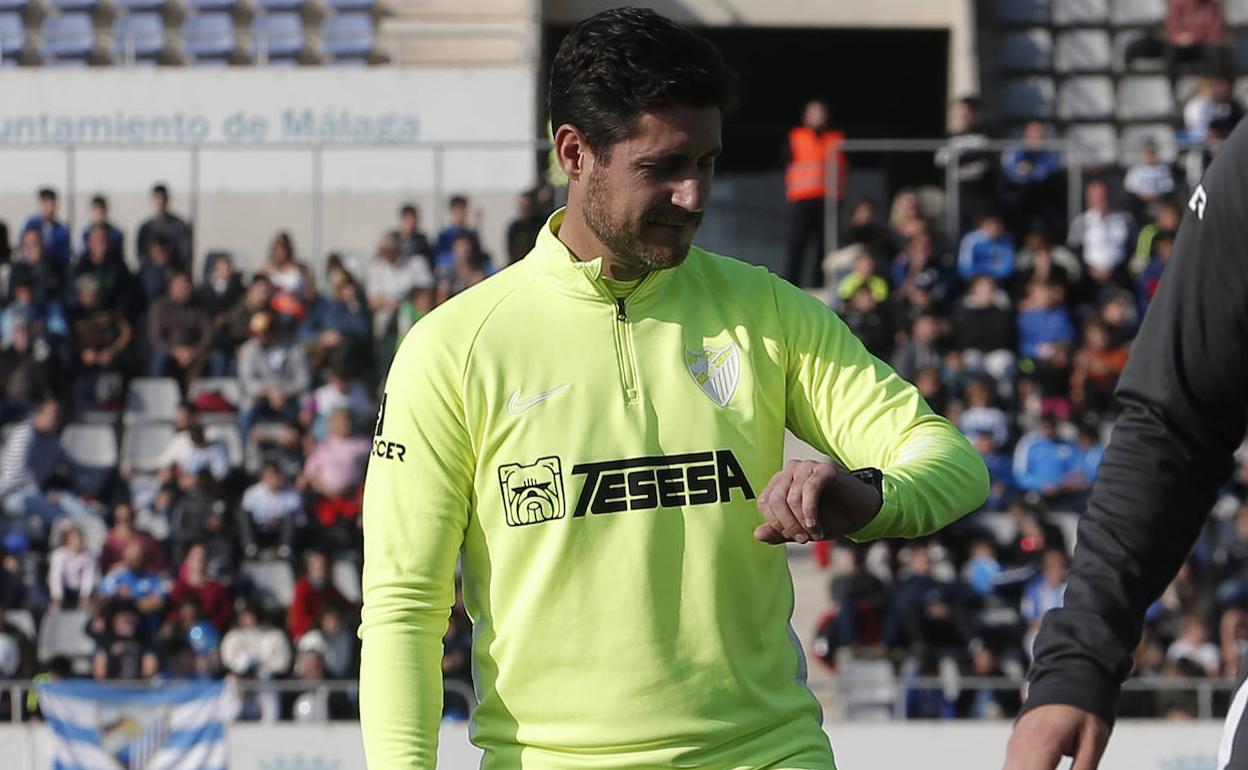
78;195;124;265
1131;200;1181;276
1123;140;1175;221
263;231;305;304
890;230;946;297
882;544;975;660
10;228;63;307
1099;289;1139;347
237;310;310;439
136;184;192;270
393;203;432;269
1;262;68;348
148;271;212;392
783;99;845;287
937;97;995;233
1067;180;1134;284
71;224;135;315
394;283;434;341
166;542;232;632
1184;76;1218;142
963;538;1004;597
959;378;1010;450
505;191;545;264
299;367;374;441
99;540;171;631
92;597;159;680
100;502;167;576
288;550;350;642
287;634;354;720
221;601;291;677
841;199;893;271
1017;281;1076;365
239;461;300;560
956;642;1022;719
222;276;273;375
892;313;944;382
1165;0;1225;73
438;233;490;303
68;273;132;413
1061;423;1105;509
0;312;61;423
21;188;70;271
134;235;173;314
299;273;370;374
1070;317;1129;416
0;399;100;541
954;276;1015;388
197;253;245;377
1209;76;1245;133
0;605;32;681
315;606;357;678
366;231;433;350
888;189;936;254
301;408;368;550
434;195;482;272
1137;231;1173;314
836;250;888;304
1022;548;1069;651
47;522;96;610
169;477;232;576
1000;121;1064;238
1012;413;1080;504
1165;614;1221;677
825;545;889;652
839;285;893;361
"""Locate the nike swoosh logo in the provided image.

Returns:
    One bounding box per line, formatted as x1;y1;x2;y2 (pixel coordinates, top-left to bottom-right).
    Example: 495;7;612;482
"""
507;384;571;415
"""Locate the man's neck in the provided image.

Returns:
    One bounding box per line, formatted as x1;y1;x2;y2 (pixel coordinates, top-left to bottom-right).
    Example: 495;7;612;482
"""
556;205;649;282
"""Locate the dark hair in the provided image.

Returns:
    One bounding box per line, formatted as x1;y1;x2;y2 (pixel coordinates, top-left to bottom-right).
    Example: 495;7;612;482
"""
148;234;171;254
448;195;468;209
90;194;107;209
400;202;418;217
38;187;56;201
152;183;169;198
549;7;734;160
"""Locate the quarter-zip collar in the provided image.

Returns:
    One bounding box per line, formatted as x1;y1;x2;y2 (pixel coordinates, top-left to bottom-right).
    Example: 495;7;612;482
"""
532;207;677;306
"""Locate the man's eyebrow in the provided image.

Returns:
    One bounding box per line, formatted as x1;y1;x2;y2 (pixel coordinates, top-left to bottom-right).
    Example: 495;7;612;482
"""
636;147;722;164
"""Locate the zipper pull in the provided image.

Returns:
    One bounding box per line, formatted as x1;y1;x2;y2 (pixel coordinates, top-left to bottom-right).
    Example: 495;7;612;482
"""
616;297;627;321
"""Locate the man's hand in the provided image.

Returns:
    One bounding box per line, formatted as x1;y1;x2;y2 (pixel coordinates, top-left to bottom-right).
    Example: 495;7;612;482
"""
1004;705;1110;770
754;460;882;545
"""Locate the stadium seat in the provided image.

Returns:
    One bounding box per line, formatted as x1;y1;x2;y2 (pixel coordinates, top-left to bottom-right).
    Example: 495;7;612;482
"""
190;0;240;12
1120;124;1179;163
1057;76;1114;121
1235;34;1248;73
183;12;235;60
0;0;34;11
325;0;375;11
1055;29;1112;73
1003;76;1057;120
120;420;175;473
0;12;23;62
1064;123;1118;165
188;376;242;419
240;559;295;609
123;377;181;424
60;422;118;496
1117;75;1174;121
1053;0;1109;25
204;422;243;468
1115;29;1165;73
5;609;36;642
838;657;897;721
112;13;165;61
1228;0;1248;26
255;0;304;12
40;13;96;60
251;12;303;61
996;0;1050;25
332;559;360;603
51;0;102;12
117;0;166;11
1000;29;1052;73
37;608;95;663
321;12;373;59
1111;0;1165;25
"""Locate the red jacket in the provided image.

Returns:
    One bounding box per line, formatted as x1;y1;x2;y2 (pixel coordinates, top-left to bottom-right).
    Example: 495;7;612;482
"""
288;577;350;641
167;578;233;631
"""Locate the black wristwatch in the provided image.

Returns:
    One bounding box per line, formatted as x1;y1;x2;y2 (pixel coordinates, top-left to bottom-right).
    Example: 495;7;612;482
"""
850;467;884;495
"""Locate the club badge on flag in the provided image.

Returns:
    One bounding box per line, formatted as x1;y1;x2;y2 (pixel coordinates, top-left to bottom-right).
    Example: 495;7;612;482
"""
39;680;239;770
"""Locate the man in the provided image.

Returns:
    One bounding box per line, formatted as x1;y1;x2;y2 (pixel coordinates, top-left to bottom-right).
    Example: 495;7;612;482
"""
136;183;193;270
359;8;988;769
1003;109;1248;770
147;271;212;392
366;232;433;347
393;203;432;269
0;399;98;541
78;195;124;265
1067;180;1134;285
433;194;481;271
237;310;310;438
1000;121;1063;238
1122;140;1175;221
958;212;1016;282
784;98;845;288
21;188;69;271
505;190;545;264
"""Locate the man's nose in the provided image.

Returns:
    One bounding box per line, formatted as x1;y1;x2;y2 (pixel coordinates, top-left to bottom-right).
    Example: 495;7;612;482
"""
671;176;709;213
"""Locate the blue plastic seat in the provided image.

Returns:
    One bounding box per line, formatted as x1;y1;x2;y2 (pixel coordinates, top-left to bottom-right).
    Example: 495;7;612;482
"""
183;12;234;59
321;12;371;58
0;0;31;12
117;0;167;11
189;0;240;12
113;13;163;60
251;12;301;59
255;0;304;11
41;13;94;59
325;0;374;11
0;12;23;61
51;0;102;13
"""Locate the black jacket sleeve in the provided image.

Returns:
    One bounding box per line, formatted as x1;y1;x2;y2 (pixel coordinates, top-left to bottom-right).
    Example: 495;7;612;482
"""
1022;120;1248;727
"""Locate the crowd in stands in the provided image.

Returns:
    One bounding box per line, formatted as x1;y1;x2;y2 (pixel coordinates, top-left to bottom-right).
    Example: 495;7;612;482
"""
0;181;554;722
815;85;1248;718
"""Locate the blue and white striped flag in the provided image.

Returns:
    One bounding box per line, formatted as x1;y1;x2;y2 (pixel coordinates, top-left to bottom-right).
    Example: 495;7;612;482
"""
39;680;239;770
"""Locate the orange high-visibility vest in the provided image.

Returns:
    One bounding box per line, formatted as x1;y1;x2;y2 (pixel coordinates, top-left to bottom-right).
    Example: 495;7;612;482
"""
786;126;846;202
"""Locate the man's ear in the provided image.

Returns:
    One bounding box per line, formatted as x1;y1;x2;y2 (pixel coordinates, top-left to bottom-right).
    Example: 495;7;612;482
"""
554;124;592;181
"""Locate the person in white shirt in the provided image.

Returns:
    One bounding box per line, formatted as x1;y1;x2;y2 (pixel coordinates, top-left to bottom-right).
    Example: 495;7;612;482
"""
365;232;434;343
1067;180;1134;282
1123;140;1175;219
47;522;97;609
239;461;302;559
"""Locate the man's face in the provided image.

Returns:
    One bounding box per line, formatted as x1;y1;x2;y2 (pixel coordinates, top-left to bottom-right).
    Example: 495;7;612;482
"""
1086;182;1107;211
401;211;417;233
21;231;41;262
33;401;58;432
376;237;398;263
579;106;720;274
88;229;108;261
153;191;168;214
449;202;467;226
91;203;106;224
803;101;828;131
39;196;56;220
170;276;191;303
1024;121;1045;145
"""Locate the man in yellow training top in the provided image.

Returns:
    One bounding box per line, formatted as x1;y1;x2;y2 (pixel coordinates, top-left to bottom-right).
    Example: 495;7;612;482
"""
358;7;989;769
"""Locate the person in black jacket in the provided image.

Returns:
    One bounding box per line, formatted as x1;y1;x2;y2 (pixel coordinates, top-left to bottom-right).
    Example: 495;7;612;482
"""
1004;119;1248;769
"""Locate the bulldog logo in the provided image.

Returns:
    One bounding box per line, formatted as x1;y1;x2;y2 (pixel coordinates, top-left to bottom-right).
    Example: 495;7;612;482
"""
498;457;566;527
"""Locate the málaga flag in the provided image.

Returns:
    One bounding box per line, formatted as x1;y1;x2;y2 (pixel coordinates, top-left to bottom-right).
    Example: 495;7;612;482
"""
39;680;239;770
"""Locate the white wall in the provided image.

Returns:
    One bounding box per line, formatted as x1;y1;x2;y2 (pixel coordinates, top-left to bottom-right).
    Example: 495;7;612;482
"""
0;68;539;274
0;720;1226;770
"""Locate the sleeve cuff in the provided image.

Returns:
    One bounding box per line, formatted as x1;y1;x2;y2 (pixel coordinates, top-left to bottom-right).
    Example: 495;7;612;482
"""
846;473;901;542
1020;663;1122;729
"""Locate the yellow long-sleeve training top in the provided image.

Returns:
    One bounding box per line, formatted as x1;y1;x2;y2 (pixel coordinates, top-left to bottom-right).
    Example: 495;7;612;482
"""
359;208;989;769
